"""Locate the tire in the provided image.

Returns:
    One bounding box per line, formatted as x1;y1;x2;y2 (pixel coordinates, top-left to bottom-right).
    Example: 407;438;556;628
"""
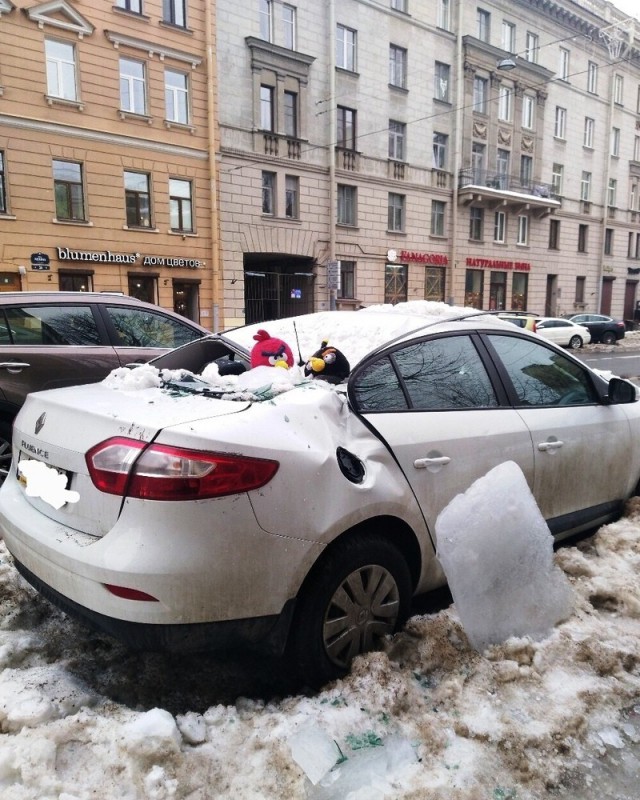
601;331;616;345
568;335;582;349
288;534;412;688
0;419;13;484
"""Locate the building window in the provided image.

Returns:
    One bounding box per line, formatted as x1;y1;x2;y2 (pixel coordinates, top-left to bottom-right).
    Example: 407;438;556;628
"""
116;0;142;12
580;171;591;201
337;184;357;225
583;117;594;148
502;21;515;52
549;218;560;250
559;48;570;81
604;228;614;256
262;171;275;215
59;272;93;291
337;106;356;149
0;151;6;214
614;74;624;104
433;132;448;170
431;200;445;236
260;85;274;131
163;0;186;27
259;0;272;41
45;39;77;101
496;148;510;188
520;155;532;188
465;269;484;308
517;215;528;245
494;210;506;243
389;45;407;89
425;267;445;301
285;175;299;219
587;61;598;94
575;276;585;303
471;142;486;182
53;160;85;222
498;86;512;121
469;206;484;240
473;76;488;114
434;62;450;102
169;178;193;232
339;260;356;299
384;263;408;304
120;58;146;115
635;137;640;163
391;0;407;11
284;91;298;137
552;163;564;196
522;94;534;129
389;120;406;161
525;32;539;63
578;224;588;253
611;127;620;157
477;9;490;42
388;192;405;232
608;178;617;208
631;183;638;211
283;4;296;50
512;272;528;310
437;0;450;30
554;106;566;139
124;171;151;228
165;69;189;124
336;25;357;71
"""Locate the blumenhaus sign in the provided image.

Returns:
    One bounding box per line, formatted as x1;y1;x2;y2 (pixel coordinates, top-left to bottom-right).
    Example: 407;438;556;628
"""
56;247;203;269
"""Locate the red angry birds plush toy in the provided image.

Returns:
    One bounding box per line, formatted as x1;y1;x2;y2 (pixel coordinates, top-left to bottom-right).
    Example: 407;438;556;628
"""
250;329;295;369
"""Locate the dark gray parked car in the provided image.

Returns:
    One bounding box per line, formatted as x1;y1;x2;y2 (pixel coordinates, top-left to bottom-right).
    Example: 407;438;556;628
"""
563;314;626;345
0;292;209;479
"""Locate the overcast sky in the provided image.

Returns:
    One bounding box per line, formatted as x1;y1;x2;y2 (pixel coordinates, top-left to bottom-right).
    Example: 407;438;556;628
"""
610;0;640;20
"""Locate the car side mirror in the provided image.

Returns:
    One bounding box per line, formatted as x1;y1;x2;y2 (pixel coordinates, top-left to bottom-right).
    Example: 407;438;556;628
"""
606;376;638;404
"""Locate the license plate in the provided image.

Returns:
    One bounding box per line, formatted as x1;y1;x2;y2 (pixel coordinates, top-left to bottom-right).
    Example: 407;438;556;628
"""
17;457;79;509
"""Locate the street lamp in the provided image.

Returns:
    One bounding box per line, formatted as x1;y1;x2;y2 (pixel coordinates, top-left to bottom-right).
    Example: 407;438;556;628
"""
497;57;517;71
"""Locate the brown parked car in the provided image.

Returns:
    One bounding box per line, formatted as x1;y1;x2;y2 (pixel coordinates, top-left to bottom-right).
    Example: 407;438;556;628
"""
0;292;209;479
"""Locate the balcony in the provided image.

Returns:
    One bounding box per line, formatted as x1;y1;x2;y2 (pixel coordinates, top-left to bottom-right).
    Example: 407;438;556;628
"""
458;169;561;216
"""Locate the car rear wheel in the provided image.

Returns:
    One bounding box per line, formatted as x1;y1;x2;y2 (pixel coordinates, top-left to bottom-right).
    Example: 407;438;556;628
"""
0;420;12;484
601;331;617;345
568;335;583;349
289;534;412;688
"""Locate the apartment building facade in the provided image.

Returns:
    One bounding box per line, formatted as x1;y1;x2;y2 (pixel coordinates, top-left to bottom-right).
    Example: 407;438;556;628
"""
0;0;219;329
217;0;640;327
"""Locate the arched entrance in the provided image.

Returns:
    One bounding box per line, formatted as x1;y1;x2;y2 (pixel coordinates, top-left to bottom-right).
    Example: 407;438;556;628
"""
243;254;315;324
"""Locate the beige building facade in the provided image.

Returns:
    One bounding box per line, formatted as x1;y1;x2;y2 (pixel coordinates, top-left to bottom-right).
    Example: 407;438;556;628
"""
217;0;640;327
0;0;219;329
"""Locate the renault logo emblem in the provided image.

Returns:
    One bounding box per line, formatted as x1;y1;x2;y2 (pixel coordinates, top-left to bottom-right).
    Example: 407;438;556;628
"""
35;412;46;435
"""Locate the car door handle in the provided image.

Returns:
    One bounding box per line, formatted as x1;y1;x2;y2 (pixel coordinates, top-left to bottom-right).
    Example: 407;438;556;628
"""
414;456;451;469
0;362;31;371
538;440;564;452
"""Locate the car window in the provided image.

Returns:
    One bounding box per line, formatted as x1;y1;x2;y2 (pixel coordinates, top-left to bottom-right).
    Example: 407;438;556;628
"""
488;334;597;406
106;306;201;348
3;305;102;346
353;335;498;412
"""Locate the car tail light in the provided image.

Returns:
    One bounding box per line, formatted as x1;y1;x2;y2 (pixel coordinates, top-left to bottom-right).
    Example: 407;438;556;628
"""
86;436;279;501
531;321;537;332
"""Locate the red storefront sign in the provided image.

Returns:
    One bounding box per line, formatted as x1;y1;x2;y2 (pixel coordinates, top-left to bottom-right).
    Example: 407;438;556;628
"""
465;257;531;271
399;250;449;265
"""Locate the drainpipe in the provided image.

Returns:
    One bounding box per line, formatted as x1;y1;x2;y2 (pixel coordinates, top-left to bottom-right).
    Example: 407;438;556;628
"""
328;0;337;311
596;70;615;314
450;0;464;305
205;0;221;331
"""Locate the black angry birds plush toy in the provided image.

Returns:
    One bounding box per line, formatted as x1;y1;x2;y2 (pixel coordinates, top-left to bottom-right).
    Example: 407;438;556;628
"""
304;340;350;384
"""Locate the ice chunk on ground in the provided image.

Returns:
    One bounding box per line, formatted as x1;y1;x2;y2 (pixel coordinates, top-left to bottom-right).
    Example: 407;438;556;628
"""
435;460;573;651
288;724;341;785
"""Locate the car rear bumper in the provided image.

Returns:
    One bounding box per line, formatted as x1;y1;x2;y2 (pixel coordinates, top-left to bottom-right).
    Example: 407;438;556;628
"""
13;557;296;655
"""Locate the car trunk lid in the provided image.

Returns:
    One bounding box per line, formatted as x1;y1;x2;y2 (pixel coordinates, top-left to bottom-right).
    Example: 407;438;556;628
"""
13;383;251;536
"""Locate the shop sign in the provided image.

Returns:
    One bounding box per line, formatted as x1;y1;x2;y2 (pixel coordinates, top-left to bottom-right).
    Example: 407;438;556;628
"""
602;265;614;274
388;249;449;265
465;257;531;272
56;247;203;269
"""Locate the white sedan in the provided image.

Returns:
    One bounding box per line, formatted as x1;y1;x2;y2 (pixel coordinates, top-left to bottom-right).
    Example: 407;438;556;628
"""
534;317;591;349
1;303;638;687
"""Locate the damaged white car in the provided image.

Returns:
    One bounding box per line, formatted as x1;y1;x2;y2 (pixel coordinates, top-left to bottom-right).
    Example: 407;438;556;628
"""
1;302;639;687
